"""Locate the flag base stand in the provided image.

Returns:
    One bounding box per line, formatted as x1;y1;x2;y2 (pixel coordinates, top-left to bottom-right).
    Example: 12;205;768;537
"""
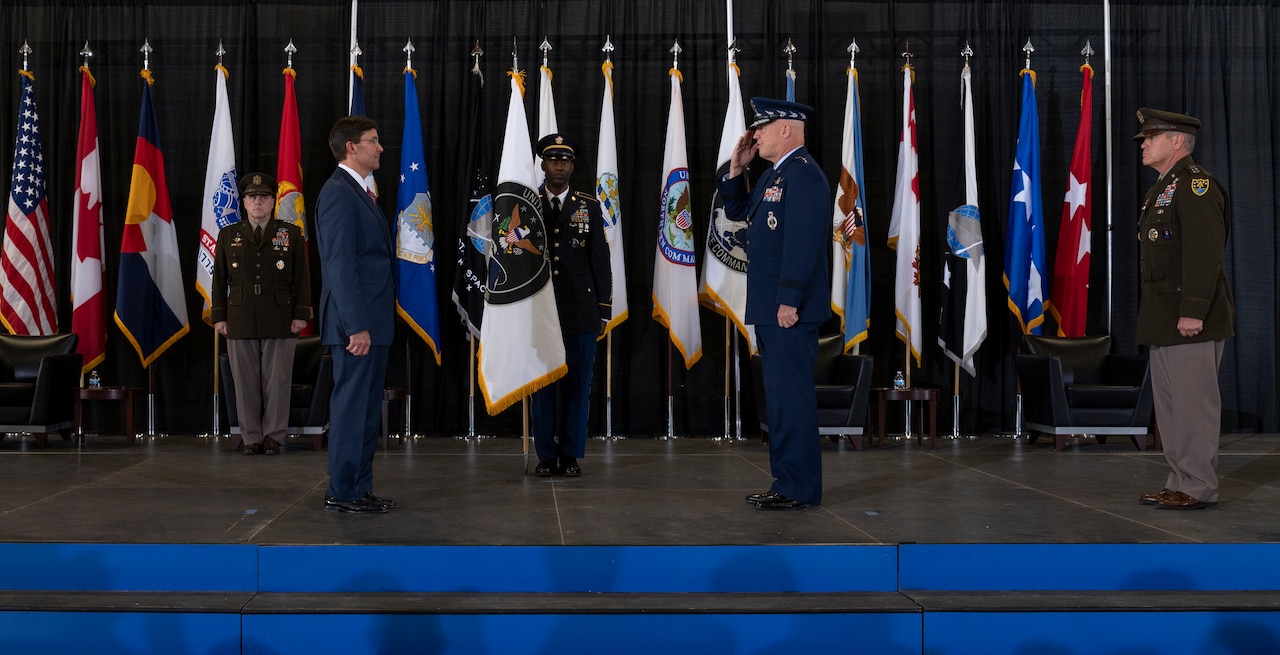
455;433;496;441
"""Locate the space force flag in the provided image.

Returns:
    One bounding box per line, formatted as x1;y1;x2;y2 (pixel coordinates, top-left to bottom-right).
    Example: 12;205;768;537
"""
115;73;189;366
652;67;702;369
195;64;240;325
477;70;567;415
452;57;491;339
395;67;442;364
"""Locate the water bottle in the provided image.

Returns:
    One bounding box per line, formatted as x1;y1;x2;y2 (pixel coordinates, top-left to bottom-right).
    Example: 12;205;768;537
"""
893;370;906;390
88;370;101;389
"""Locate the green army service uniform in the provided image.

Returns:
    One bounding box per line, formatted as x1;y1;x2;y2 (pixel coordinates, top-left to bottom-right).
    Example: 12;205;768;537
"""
211;218;313;449
1137;153;1234;504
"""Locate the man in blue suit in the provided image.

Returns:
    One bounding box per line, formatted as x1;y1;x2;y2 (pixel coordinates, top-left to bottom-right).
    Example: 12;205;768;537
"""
717;98;831;510
314;116;398;513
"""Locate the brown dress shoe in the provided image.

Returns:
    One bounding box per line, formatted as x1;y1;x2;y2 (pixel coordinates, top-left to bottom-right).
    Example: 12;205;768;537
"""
241;442;262;455
263;437;280;455
1139;488;1174;505
1156;491;1216;510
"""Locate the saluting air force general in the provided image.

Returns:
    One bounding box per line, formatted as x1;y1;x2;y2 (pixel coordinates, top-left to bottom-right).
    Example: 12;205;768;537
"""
717;98;831;511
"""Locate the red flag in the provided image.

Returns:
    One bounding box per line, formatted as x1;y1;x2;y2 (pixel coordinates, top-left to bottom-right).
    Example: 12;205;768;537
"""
275;66;306;235
275;65;312;334
1049;63;1094;337
1;70;57;336
71;66;106;371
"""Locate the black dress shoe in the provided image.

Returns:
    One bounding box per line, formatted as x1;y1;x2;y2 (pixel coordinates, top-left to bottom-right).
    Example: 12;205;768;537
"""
755;493;810;511
324;497;388;513
535;459;557;477
263;437;280;455
363;493;397;509
559;458;581;477
746;490;780;504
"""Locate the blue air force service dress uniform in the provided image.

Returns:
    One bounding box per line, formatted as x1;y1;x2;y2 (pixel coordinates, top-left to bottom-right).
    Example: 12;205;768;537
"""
716;99;831;507
530;134;612;474
1134;107;1234;506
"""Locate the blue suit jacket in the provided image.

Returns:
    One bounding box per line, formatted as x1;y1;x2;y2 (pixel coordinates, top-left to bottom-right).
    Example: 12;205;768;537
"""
716;146;832;325
314;168;396;346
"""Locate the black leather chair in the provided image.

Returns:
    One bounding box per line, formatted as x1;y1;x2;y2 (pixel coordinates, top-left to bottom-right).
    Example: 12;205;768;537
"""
1015;334;1155;451
220;336;332;451
752;333;874;450
0;333;82;448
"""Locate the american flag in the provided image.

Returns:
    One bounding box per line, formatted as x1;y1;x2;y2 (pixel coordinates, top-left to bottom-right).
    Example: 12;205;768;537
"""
1;71;58;335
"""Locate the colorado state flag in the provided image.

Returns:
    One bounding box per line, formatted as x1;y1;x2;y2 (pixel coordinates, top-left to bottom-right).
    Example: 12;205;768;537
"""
115;74;188;367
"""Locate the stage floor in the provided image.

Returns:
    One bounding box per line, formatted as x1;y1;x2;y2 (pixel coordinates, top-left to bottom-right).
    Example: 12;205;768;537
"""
2;430;1279;546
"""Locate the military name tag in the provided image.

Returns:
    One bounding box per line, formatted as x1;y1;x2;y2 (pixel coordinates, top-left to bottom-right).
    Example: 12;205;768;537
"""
767;211;778;230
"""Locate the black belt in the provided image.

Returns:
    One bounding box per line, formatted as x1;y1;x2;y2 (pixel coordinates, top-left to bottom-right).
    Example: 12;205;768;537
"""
235;284;290;295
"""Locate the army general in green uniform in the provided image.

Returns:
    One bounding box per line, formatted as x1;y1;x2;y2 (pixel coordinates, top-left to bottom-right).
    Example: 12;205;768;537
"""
212;173;313;455
1133;108;1234;510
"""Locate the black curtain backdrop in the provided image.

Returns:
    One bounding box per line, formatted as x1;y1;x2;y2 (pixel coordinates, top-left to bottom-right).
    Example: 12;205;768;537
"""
2;0;1276;437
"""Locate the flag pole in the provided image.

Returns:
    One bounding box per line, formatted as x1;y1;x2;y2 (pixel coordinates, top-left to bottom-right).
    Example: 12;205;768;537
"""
202;331;221;438
522;397;529;472
721;317;730;440
147;364;156;437
467;333;477;439
402;340;413;440
952;364;961;438
665;341;674;440
347;0;358;110
605;331;614;439
951;42;974;441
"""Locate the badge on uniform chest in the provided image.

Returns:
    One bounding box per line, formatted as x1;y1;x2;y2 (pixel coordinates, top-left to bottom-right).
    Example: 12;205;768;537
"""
767;211;778;230
763;186;783;203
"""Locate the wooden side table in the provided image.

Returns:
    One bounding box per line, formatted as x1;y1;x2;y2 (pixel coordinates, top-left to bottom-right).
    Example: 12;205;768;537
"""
77;386;142;447
873;387;938;449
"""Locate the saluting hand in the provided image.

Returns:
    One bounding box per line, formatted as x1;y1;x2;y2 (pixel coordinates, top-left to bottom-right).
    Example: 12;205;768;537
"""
728;131;758;179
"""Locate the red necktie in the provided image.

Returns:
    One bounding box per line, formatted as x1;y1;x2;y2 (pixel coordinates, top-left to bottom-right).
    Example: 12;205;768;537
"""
366;187;376;202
